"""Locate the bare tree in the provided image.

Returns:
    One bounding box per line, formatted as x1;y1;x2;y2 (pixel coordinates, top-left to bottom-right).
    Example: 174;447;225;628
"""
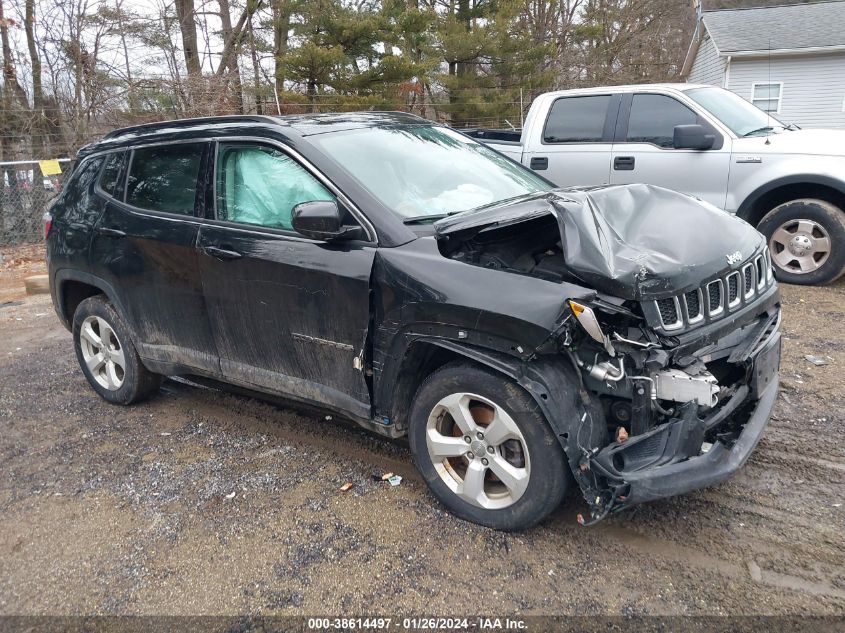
214;0;265;81
24;0;47;156
0;0;29;111
175;0;202;104
272;0;291;102
219;0;244;111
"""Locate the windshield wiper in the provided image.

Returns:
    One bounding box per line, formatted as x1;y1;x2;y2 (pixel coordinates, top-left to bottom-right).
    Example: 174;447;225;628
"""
402;192;552;224
402;214;447;225
743;126;778;137
465;191;553;214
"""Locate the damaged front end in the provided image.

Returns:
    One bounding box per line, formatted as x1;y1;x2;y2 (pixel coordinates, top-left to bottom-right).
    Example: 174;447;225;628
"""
563;287;780;524
434;184;782;524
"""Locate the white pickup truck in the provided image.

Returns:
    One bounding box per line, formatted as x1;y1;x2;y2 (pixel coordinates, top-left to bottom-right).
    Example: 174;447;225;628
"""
469;83;845;285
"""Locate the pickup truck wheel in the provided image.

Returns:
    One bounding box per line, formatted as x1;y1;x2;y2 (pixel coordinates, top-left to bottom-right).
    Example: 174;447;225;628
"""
758;199;845;285
72;295;161;405
408;363;568;531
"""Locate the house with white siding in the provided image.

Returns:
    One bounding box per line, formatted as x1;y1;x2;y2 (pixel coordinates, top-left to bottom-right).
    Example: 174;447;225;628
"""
681;1;845;128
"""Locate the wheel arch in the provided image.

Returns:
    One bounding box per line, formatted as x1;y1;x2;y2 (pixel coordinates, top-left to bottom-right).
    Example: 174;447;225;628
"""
382;337;587;454
736;175;845;228
53;269;130;331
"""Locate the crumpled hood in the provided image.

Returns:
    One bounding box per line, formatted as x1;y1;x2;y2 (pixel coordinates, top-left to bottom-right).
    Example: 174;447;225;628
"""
434;184;765;300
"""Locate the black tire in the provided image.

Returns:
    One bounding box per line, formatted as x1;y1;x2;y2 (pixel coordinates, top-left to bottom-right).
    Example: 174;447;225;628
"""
757;199;845;285
408;362;569;531
72;295;161;405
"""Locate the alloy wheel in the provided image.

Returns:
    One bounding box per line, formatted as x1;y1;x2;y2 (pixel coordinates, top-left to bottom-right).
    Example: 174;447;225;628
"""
425;392;530;510
769;218;831;275
79;315;126;391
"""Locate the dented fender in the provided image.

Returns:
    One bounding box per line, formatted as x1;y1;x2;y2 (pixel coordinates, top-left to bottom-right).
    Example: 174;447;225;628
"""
399;338;595;461
369;238;595;430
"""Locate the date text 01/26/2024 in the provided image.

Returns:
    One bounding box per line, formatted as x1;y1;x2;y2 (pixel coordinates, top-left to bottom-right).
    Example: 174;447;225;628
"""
306;618;527;630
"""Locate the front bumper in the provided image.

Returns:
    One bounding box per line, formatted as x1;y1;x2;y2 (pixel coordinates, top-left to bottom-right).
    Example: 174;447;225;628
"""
581;323;781;519
620;373;777;505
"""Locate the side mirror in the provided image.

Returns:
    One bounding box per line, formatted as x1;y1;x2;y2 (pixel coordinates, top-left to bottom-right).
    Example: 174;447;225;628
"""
291;200;364;242
673;124;715;150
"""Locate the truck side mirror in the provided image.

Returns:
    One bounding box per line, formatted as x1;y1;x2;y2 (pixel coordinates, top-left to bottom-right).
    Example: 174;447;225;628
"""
291;200;365;242
673;124;715;150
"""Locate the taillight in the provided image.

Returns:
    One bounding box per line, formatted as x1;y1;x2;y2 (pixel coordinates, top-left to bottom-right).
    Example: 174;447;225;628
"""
43;212;53;239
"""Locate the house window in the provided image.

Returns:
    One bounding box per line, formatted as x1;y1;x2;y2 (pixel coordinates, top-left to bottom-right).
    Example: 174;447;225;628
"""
751;82;783;114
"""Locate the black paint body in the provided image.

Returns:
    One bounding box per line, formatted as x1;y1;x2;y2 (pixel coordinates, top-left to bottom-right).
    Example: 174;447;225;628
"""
46;113;781;520
48;113;594;429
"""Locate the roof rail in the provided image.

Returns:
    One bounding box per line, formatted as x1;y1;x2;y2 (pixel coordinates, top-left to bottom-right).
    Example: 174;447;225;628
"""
102;115;282;139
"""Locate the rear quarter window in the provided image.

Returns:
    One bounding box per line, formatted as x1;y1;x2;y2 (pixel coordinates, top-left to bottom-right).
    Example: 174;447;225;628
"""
57;156;105;224
98;151;128;199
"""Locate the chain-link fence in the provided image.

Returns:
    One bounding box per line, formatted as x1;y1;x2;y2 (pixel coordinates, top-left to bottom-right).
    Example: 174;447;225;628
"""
1;161;70;246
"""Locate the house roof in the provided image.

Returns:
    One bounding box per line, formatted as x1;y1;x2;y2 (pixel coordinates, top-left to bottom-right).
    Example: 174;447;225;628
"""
703;1;845;55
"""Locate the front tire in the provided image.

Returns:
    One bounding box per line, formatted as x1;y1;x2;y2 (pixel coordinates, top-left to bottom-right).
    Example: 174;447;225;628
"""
408;363;569;531
758;199;845;285
72;295;161;405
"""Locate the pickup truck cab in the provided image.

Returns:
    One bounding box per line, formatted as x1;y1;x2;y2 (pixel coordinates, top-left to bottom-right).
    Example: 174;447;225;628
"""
470;83;845;286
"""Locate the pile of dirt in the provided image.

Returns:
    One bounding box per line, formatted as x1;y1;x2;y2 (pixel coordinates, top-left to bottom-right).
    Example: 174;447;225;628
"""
0;244;47;303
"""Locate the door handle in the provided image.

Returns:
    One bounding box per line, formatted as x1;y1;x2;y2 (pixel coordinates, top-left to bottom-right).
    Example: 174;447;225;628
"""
97;227;126;237
529;156;548;170
202;245;243;260
613;156;635;171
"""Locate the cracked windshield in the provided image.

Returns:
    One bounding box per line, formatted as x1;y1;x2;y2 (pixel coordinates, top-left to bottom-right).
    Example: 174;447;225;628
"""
312;125;551;221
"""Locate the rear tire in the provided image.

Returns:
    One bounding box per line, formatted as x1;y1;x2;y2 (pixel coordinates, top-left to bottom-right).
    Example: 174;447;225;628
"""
757;199;845;285
408;362;568;531
72;295;161;405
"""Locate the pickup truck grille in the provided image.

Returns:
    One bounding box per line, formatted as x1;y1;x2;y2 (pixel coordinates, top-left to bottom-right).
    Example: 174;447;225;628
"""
652;249;774;332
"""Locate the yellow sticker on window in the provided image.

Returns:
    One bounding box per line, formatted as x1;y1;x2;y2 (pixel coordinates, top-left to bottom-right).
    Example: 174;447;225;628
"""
39;159;62;176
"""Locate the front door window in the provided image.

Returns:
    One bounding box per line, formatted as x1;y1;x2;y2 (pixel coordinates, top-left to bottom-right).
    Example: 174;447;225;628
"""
215;145;334;231
626;94;698;148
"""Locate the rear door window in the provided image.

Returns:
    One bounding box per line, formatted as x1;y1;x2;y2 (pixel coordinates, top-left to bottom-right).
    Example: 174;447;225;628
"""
126;143;204;215
543;95;612;143
215;144;334;231
626;94;698;148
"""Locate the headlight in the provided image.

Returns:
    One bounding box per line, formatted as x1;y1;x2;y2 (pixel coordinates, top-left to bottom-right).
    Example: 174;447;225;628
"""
568;300;615;355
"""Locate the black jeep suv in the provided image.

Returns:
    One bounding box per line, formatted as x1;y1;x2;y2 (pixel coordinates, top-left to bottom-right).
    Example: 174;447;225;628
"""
46;113;781;530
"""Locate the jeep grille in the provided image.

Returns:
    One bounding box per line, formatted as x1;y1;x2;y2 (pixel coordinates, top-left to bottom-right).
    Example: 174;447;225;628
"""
652;250;774;332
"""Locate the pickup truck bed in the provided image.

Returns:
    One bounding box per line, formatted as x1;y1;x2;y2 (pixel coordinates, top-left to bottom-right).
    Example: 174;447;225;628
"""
463;128;521;143
462;128;524;162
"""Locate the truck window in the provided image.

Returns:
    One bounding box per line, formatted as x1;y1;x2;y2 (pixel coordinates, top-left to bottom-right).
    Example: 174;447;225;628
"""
626;94;697;148
543;95;611;143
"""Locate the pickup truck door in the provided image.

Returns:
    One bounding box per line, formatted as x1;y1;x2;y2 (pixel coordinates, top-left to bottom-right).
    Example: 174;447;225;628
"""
609;93;731;209
524;93;620;187
196;140;375;421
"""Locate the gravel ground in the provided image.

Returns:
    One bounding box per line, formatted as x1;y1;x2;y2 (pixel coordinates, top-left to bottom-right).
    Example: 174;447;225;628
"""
0;281;843;617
